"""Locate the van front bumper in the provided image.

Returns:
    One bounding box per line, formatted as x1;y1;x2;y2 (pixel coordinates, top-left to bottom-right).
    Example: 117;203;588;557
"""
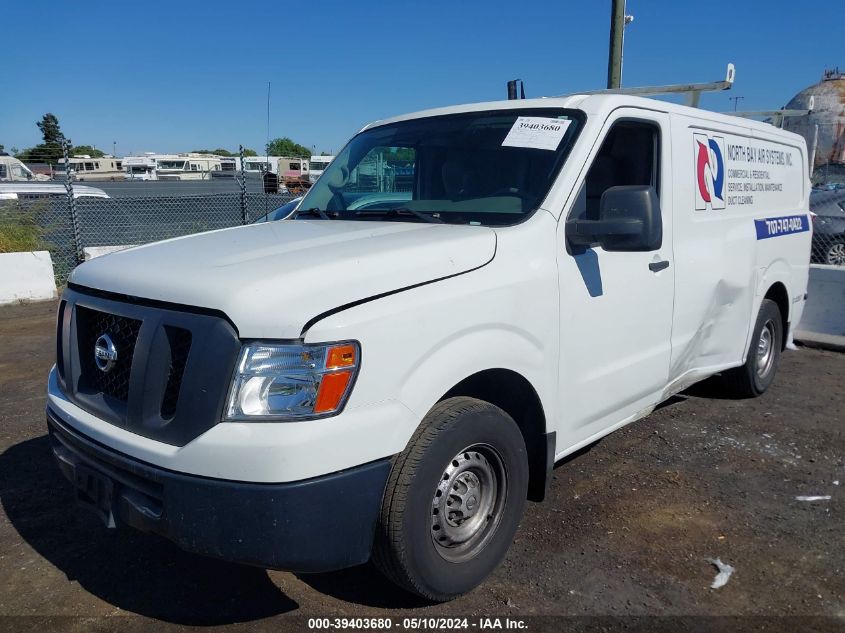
47;408;392;573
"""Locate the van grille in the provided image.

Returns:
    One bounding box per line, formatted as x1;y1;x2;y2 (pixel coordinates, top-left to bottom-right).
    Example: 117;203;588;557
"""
76;306;141;402
57;286;241;446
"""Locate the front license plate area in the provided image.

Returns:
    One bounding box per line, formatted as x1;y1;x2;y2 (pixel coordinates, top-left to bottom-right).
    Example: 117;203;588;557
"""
74;463;116;528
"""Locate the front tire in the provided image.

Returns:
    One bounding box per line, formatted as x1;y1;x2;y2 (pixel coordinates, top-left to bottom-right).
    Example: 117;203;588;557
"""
373;397;528;601
722;298;783;397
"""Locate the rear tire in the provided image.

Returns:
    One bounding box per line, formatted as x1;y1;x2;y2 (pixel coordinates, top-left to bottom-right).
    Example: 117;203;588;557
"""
825;240;845;266
722;298;783;397
373;397;528;602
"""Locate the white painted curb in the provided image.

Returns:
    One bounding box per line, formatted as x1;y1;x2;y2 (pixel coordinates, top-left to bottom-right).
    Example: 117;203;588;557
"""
83;245;136;261
795;264;845;351
0;251;58;305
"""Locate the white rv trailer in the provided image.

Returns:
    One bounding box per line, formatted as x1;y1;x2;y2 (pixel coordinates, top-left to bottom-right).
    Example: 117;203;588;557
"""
241;156;280;175
56;156;124;181
123;154;159;181
0;155;43;182
155;153;223;180
308;155;335;183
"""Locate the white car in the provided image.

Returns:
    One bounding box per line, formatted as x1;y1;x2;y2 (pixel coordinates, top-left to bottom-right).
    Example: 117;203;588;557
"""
0;182;109;200
47;94;810;601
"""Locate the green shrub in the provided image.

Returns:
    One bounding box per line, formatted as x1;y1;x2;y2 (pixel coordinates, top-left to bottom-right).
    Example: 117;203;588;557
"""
0;204;45;253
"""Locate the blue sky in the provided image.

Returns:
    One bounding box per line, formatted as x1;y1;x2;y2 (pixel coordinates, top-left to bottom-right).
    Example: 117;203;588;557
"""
1;0;840;156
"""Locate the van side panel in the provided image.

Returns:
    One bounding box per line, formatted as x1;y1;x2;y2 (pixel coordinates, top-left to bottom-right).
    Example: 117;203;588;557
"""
668;114;810;390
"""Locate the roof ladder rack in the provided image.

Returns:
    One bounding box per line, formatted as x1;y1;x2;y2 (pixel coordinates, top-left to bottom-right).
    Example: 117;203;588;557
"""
729;95;815;128
558;63;736;108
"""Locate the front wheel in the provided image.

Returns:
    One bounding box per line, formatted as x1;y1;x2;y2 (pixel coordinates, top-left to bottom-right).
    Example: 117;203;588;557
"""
373;397;528;601
721;298;783;397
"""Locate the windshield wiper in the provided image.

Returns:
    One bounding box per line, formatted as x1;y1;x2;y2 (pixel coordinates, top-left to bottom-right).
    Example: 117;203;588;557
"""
292;207;337;220
354;207;444;224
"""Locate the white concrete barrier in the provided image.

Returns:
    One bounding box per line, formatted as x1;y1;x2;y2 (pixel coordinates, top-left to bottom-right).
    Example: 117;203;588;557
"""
0;251;57;305
795;264;845;351
83;245;136;261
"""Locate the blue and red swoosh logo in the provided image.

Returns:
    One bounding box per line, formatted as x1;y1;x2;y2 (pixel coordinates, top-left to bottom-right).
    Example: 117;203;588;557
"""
697;139;724;203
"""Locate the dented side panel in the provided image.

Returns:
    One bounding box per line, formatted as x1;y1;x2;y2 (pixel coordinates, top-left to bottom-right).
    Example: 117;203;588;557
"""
669;114;810;384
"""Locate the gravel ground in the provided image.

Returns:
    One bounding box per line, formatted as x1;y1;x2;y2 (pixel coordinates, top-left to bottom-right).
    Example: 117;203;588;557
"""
0;300;842;632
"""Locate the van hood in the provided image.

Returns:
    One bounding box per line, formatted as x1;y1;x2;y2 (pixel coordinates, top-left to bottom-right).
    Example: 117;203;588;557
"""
70;220;496;338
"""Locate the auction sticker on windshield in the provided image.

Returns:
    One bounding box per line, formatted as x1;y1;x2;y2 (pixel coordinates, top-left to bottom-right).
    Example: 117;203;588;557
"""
502;116;572;151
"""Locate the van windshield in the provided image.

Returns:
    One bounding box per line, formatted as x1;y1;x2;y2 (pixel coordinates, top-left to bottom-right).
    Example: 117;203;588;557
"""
297;108;582;226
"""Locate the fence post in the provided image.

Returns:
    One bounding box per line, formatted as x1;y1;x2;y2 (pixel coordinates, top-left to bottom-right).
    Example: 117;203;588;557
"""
238;145;249;224
62;141;83;264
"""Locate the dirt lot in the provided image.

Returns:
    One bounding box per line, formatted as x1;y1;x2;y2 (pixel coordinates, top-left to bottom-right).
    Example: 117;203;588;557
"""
0;300;842;632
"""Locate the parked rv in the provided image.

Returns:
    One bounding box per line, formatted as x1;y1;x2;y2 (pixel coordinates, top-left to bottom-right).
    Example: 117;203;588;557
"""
48;93;810;602
308;155;335;183
0;155;45;182
123;155;159;181
155;154;223;180
57;156;124;181
242;156;279;175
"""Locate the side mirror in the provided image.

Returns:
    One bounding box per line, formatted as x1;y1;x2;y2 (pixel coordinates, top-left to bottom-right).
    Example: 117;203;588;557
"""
566;185;662;252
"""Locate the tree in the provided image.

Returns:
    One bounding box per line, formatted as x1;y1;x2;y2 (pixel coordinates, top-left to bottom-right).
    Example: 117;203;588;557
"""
37;113;66;146
243;148;258;157
70;145;104;158
266;137;311;158
16;113;70;164
193;148;234;157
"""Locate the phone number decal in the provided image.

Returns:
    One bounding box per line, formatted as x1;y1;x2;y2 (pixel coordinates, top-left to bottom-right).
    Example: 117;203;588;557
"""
754;214;809;240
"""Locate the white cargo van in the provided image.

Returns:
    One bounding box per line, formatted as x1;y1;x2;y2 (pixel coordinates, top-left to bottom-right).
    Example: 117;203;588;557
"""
47;94;810;601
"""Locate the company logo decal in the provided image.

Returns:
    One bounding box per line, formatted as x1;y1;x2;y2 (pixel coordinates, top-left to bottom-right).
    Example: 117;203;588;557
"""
754;215;809;240
694;133;726;210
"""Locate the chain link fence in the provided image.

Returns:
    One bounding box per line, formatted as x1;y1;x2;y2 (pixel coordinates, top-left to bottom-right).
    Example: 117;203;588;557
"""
810;189;845;266
1;148;298;284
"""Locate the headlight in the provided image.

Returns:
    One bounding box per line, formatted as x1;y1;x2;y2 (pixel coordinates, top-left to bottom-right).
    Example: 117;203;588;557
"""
225;341;359;421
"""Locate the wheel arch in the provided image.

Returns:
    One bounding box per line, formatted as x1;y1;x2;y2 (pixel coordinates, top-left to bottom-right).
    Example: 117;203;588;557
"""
764;281;790;350
441;368;553;503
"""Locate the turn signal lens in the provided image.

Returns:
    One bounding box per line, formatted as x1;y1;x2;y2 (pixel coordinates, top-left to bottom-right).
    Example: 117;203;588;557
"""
326;344;357;368
314;370;353;413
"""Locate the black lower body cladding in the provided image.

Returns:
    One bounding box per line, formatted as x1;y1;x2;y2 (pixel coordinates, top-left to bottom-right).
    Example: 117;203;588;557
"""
48;409;393;572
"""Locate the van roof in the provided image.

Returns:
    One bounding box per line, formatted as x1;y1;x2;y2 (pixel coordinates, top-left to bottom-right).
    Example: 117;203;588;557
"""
362;94;805;144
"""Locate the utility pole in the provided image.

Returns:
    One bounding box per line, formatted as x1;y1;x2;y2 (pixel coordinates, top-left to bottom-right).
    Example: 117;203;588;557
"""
607;0;626;89
729;96;744;111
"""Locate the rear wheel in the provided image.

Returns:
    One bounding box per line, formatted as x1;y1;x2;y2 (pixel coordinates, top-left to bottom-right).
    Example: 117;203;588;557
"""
825;240;845;266
373;397;528;601
721;298;783;397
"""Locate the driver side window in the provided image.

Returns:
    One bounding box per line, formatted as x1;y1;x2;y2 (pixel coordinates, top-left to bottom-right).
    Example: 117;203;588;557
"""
571;120;659;221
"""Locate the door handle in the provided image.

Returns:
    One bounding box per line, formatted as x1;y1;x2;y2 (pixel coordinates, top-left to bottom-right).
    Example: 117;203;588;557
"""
649;260;670;273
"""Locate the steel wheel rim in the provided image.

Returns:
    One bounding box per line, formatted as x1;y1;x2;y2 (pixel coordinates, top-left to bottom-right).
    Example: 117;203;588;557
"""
430;444;507;563
756;320;776;378
827;243;845;266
